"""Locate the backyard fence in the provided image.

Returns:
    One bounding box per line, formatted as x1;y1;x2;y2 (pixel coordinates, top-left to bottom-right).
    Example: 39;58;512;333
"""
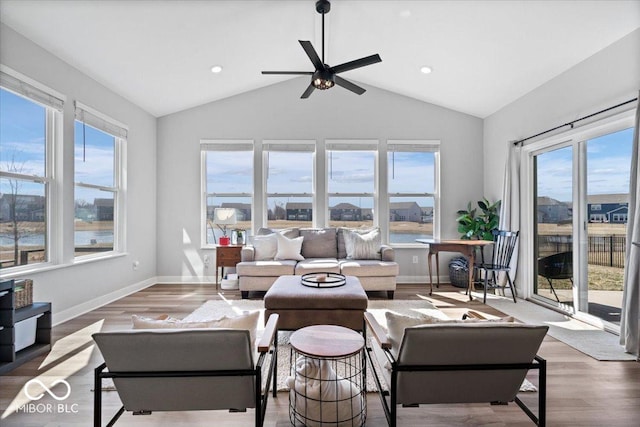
538;234;626;268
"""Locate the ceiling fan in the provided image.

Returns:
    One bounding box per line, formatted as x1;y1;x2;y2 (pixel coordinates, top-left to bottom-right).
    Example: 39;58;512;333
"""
262;0;382;98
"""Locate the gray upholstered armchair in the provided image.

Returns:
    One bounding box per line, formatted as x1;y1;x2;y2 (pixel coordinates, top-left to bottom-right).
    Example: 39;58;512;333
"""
365;312;548;426
92;314;278;427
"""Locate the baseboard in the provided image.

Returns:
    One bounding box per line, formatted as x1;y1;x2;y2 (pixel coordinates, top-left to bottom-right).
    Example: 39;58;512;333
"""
397;275;447;284
155;276;217;285
52;277;157;326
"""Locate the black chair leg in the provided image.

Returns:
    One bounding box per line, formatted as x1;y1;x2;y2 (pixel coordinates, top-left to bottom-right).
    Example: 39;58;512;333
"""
483;271;489;303
506;272;517;303
546;278;560;302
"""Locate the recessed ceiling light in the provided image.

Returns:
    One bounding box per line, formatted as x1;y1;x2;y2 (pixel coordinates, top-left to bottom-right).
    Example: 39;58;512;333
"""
211;65;223;73
399;10;411;18
420;66;433;74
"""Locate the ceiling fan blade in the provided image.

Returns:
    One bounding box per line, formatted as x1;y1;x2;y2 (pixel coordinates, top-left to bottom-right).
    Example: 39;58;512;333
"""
334;76;366;95
299;40;324;70
301;84;316;99
330;54;382;74
262;71;314;75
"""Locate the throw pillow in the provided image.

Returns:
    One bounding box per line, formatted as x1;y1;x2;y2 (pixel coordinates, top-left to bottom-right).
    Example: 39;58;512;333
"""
384;311;515;360
345;228;381;260
337;227;377;259
275;233;305;261
252;234;278;260
131;310;260;345
300;228;338;259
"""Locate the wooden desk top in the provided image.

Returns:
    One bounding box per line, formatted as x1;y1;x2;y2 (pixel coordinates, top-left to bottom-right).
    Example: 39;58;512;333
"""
290;325;364;358
416;238;494;247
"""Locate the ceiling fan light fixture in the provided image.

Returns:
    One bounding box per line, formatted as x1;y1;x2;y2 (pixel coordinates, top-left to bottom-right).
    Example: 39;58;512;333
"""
312;69;335;90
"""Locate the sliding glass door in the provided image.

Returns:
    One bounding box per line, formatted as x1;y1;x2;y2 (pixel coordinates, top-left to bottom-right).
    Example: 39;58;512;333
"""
531;125;633;328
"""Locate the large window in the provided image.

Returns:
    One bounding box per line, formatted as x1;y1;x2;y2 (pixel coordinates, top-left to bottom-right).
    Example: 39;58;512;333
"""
201;139;441;246
387;141;439;243
74;102;126;258
526;111;635;331
264;141;315;229
202;141;253;245
327;141;377;229
0;71;62;270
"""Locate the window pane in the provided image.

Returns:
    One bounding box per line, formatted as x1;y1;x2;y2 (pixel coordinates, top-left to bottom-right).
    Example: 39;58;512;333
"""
389;196;434;243
328;197;374;228
388;151;435;193
75;121;115;187
327;151;375;194
0;89;46;177
0;178;46;268
267;196;312;229
206;150;253;194
267;151;313;194
534;146;573;305
74;186;114;256
206;197;252;245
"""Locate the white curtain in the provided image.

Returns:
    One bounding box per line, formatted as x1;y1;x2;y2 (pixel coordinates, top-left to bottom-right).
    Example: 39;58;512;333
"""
620;92;640;358
498;142;521;295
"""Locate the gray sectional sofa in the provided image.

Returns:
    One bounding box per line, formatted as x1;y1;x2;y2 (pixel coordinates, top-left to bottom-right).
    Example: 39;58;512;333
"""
236;227;399;299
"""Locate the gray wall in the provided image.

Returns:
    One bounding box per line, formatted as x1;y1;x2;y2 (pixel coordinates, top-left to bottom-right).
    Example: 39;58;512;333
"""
0;24;158;323
157;78;483;282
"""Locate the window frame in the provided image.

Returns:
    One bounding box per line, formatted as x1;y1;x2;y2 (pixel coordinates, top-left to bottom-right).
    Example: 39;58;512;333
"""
263;140;316;229
325;140;379;229
73;102;127;261
201;140;254;247
0;68;63;273
386;140;441;246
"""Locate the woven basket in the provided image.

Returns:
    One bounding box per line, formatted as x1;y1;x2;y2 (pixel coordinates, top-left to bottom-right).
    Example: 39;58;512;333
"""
14;279;33;309
448;257;469;288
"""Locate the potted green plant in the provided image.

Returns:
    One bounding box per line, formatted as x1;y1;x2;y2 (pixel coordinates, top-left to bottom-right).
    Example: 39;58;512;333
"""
449;199;501;288
456;198;501;240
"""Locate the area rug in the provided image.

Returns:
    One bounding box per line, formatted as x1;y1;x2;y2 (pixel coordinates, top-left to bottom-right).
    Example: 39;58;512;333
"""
184;298;537;392
482;293;636;361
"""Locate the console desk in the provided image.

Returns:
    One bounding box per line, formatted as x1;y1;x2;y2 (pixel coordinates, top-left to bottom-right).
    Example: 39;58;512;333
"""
416;239;494;301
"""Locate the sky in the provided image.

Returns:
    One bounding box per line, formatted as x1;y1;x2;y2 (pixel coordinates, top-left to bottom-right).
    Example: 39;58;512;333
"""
0;88;115;201
536;127;634;202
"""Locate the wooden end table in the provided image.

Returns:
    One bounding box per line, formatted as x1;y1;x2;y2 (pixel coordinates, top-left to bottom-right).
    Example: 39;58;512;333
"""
215;244;242;287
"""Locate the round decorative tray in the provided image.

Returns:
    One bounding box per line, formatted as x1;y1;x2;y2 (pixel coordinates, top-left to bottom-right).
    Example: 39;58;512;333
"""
301;272;346;288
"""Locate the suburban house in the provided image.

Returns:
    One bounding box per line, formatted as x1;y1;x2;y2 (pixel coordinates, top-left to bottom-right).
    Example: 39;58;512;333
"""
0;1;639;426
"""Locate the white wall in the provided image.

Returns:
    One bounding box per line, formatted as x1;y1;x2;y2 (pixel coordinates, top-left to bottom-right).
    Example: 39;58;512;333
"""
157;78;483;283
0;24;158;323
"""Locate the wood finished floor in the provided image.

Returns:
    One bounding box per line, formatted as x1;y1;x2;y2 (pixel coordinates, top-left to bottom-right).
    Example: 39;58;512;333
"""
1;283;639;426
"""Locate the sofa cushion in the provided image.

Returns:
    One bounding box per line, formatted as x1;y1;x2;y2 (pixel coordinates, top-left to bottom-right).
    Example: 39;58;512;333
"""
252;234;278;260
275;233;305;261
300;228;338;259
340;260;399;277
237;260;297;277
295;258;341;275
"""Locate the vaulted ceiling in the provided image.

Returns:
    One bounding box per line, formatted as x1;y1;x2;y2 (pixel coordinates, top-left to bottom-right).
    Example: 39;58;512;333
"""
1;0;638;118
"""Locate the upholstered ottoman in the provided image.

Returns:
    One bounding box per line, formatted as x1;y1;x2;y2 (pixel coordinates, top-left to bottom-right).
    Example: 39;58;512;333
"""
264;275;368;331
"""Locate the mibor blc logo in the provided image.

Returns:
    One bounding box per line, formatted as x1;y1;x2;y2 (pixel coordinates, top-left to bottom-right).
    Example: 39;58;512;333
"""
18;378;79;414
